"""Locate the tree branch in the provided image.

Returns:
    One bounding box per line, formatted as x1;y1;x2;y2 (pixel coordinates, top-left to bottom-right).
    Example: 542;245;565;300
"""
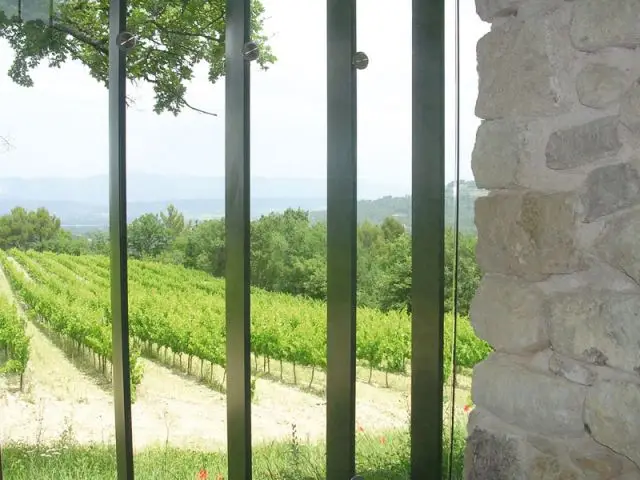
149;19;219;42
183;99;217;116
45;15;220;117
50;21;108;55
1;136;13;152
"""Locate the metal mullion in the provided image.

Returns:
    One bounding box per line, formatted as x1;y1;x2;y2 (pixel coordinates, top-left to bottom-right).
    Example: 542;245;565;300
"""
326;0;358;478
224;0;252;478
411;0;446;479
108;0;134;477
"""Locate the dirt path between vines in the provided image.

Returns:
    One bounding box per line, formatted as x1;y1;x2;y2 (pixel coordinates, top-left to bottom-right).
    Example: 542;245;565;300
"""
0;264;408;450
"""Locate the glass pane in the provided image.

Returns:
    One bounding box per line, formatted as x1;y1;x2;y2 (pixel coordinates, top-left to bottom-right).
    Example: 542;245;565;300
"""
249;0;329;477
123;0;229;477
0;1;117;477
355;1;413;479
443;0;490;478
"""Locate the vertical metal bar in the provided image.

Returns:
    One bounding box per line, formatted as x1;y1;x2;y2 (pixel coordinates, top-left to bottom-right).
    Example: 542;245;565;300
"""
225;0;252;478
411;0;445;478
108;0;134;477
326;0;357;478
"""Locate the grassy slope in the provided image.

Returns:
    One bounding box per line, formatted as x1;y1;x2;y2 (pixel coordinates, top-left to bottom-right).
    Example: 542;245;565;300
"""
3;425;467;479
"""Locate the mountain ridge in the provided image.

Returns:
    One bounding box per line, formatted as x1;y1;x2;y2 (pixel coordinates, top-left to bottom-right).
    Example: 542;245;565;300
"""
0;175;483;233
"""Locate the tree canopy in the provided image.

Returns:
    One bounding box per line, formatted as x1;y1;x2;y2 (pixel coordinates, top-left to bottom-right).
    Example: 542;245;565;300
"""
0;204;482;317
0;0;275;115
0;206;88;253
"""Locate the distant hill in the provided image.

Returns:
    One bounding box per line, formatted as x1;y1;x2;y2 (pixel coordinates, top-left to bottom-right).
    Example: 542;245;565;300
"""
311;180;484;234
0;173;408;233
0;174;484;234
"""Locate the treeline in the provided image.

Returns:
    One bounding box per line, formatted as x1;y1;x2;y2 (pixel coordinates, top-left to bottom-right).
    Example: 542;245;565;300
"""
0;205;481;316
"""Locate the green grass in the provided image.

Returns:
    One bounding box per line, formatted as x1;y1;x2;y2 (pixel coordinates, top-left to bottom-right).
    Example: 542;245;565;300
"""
2;425;467;479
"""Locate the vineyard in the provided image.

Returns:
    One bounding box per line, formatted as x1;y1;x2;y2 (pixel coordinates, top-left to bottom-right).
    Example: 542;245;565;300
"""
0;295;29;389
0;249;491;399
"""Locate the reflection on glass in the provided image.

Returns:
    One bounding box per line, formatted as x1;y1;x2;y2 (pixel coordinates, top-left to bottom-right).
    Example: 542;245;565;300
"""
354;1;413;477
249;0;329;478
0;0;51;22
0;0;492;476
0;1;119;478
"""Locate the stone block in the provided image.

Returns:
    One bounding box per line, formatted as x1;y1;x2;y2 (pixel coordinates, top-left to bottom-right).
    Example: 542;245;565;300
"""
548;291;640;374
549;353;596;386
571;0;640;52
476;18;572;120
616;473;640;480
475;0;526;22
585;380;640;466
463;412;614;480
517;0;566;20
475;191;583;278
465;428;526;480
576;64;631;109
473;354;587;436
596;209;640;284
545;116;621;170
471;275;548;353
620;79;640;135
529;456;580;480
567;437;634;479
472;120;523;189
580;163;640;222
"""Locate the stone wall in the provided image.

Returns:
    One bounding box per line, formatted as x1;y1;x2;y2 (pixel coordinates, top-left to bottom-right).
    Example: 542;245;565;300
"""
466;1;640;478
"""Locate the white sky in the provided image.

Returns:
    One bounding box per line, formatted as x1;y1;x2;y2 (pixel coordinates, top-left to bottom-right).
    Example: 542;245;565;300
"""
0;0;489;192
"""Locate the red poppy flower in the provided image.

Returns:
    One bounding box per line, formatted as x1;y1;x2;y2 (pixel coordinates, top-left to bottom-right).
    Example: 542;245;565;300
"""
379;436;386;445
198;469;208;480
463;404;473;413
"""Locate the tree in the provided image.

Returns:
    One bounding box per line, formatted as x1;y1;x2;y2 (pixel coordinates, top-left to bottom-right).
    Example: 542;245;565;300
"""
88;230;110;255
251;209;325;296
42;229;90;255
0;0;275;115
128;213;169;258
29;207;61;245
0;207;63;250
183;218;225;275
376;227;481;316
381;216;405;241
160;204;185;240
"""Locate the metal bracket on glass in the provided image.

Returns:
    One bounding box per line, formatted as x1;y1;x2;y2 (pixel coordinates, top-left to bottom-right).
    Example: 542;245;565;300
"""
116;32;137;53
352;52;369;70
242;41;260;62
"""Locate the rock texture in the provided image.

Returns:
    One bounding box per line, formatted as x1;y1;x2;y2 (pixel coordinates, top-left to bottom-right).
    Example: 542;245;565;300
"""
576;64;631;108
545;116;621;170
468;0;640;477
475;191;583;278
475;15;573;120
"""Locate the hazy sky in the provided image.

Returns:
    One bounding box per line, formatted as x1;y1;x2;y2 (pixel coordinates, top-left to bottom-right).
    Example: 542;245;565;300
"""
0;0;489;193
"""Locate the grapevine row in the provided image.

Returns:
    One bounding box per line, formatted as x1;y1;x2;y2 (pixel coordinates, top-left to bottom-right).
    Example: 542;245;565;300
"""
0;292;29;390
10;250;492;390
1;250;144;395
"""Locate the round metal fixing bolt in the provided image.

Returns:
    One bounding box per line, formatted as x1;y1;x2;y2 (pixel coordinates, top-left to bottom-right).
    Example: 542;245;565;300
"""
242;41;260;62
116;31;137;52
352;51;369;70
